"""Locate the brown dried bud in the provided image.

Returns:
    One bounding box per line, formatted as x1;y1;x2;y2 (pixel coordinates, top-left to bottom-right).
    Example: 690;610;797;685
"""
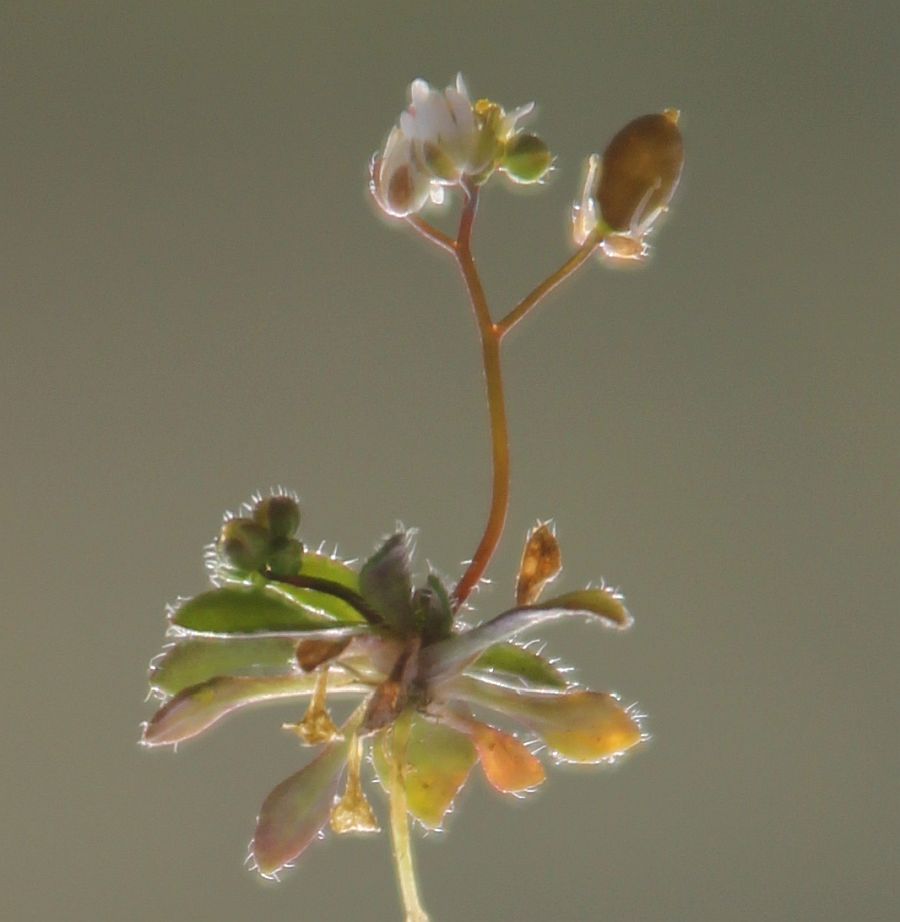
516;522;562;605
295;637;351;673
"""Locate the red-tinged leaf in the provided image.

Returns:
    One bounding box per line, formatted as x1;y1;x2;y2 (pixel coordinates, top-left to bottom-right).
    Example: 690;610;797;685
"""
371;715;476;829
420;588;632;683
449;676;643;764
252;734;353;877
141;673;366;747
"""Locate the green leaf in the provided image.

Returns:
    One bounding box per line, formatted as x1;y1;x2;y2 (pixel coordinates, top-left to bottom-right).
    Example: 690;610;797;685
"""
266;582;368;624
300;552;361;591
371;714;476;829
449;676;643;764
469;642;569;690
149;637;299;697
420;588;631;682
170;585;368;636
540;588;632;629
142;673;364;747
358;532;415;632
252;718;361;877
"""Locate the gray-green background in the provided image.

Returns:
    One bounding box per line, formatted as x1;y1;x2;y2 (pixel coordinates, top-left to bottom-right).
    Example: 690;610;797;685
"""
2;3;897;920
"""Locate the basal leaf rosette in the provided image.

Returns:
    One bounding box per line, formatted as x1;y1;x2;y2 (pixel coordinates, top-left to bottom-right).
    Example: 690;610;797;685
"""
142;501;644;879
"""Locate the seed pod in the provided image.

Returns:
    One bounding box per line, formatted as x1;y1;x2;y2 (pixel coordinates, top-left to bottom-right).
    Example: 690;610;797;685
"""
267;536;304;580
253;495;301;538
502;133;553;184
218;517;271;573
598;111;683;233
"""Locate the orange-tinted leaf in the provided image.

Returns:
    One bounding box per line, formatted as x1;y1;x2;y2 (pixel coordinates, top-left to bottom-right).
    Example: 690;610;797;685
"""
465;718;545;793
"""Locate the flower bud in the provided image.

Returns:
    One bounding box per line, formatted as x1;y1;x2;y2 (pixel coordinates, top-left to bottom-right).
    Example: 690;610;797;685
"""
253;495;301;538
598;110;683;234
371;126;431;218
502;133;553;184
267;536;304;580
218;517;271;573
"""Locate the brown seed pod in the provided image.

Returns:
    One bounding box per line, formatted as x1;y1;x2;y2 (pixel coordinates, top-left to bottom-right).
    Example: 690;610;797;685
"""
598;111;684;234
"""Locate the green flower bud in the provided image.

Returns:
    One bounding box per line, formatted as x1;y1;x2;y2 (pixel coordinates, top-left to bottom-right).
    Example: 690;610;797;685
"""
502;133;553;184
598;110;684;233
253;495;301;538
218;517;271;573
267;536;304;580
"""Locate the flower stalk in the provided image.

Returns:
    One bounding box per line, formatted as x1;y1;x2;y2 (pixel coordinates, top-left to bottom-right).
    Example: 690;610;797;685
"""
388;712;430;922
450;183;601;609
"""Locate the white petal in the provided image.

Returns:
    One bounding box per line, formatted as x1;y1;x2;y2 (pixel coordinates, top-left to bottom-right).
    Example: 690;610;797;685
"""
572;154;601;245
399;110;417;139
410;79;431;106
445;88;475;134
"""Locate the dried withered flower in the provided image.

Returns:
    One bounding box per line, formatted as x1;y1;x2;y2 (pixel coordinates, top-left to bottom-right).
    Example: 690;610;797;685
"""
516;521;562;605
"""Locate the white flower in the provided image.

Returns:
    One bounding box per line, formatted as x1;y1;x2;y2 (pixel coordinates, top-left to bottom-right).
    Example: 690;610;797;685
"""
401;75;480;182
372;75;535;218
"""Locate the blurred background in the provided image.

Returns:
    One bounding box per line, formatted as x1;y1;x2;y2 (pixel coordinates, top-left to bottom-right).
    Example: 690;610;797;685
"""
2;3;897;920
